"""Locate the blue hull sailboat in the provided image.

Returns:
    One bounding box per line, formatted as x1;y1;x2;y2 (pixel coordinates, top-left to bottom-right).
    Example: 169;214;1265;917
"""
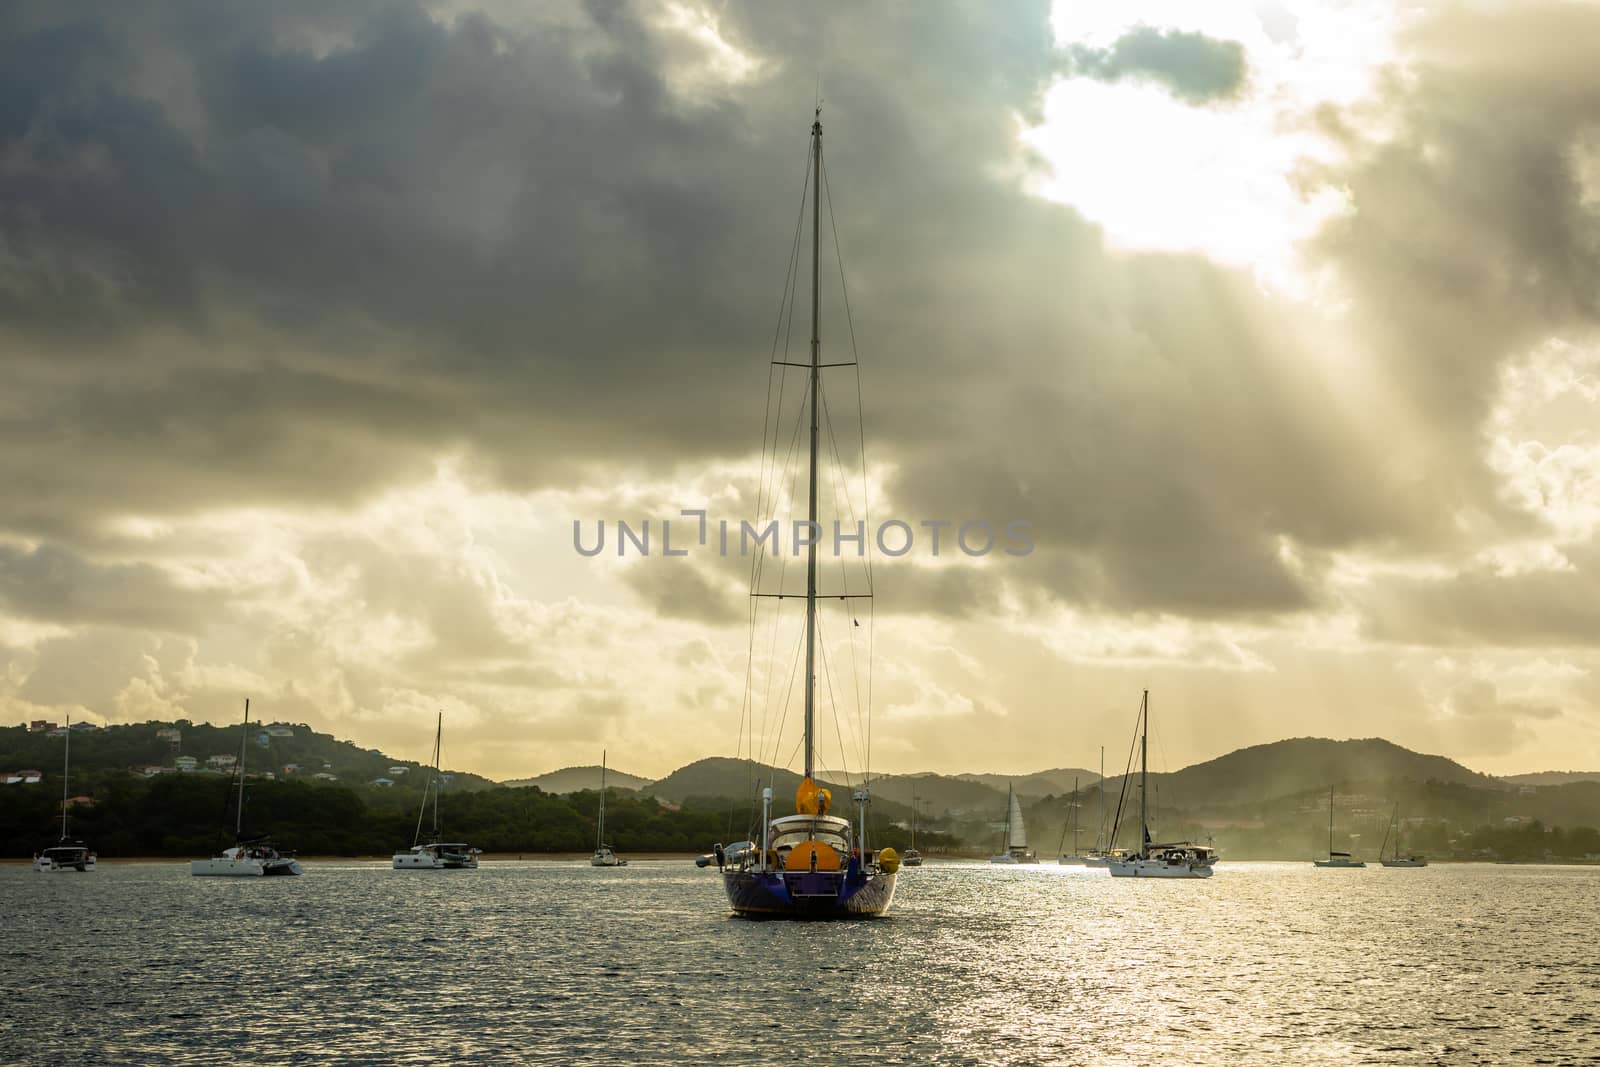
702;110;897;918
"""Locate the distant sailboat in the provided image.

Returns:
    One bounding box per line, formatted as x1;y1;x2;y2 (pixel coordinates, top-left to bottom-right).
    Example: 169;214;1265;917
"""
1105;691;1216;878
1314;786;1366;868
990;784;1039;864
1379;803;1427;868
902;787;923;867
1083;746;1111;867
1057;776;1085;864
591;750;627;867
700;109;898;918
191;700;302;877
393;713;480;870
32;714;96;873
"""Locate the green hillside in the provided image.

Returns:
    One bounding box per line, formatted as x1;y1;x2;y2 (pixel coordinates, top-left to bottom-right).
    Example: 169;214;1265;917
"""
1097;737;1498;813
0;720;496;791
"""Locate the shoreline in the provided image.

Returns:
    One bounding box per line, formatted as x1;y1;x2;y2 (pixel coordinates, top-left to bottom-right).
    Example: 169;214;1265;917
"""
2;852;706;865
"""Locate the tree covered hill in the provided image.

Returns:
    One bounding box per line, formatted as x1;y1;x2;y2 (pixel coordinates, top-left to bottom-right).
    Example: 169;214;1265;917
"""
0;720;496;790
1095;736;1498;814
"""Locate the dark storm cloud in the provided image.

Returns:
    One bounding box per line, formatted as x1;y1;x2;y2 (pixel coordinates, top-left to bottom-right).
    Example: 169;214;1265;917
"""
1061;26;1248;104
0;543;220;630
4;0;1596;629
1358;539;1600;649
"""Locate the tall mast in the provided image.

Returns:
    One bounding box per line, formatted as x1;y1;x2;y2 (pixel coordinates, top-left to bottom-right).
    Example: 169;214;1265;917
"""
803;109;822;783
1139;690;1148;856
598;749;607;850
432;712;442;840
1097;746;1105;849
60;714;71;841
1072;776;1080;855
236;699;249;838
911;786;917;850
1328;785;1334;857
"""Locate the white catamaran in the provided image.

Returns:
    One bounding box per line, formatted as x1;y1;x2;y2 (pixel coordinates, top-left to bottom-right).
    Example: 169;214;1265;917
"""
32;714;96;873
1379;803;1426;868
1106;691;1216;878
591;750;627;867
393;713;480;870
1314;786;1366;868
991;784;1039;864
191;699;303;877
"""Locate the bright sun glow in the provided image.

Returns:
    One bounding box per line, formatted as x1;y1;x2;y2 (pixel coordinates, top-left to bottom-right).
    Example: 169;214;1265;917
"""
1023;0;1402;292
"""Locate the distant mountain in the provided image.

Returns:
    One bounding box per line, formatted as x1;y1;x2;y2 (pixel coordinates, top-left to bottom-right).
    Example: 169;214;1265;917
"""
502;765;650;793
867;773;1010;815
644;757;830;805
1098;737;1498;812
643;759;1013;818
954;768;1100;798
1502;771;1600;787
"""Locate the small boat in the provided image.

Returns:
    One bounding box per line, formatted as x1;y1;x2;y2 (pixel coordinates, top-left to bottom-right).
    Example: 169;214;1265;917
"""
33;714;96;872
1105;691;1216;879
700;110;897;918
1378;803;1427;868
902;787;923;867
591;750;627;867
394;713;480;870
1314;786;1367;868
192;700;302;877
1081;746;1111;867
1057;776;1086;864
990;784;1039;864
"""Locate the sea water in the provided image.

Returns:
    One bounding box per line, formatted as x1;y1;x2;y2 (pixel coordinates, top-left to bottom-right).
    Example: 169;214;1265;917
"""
3;860;1596;1064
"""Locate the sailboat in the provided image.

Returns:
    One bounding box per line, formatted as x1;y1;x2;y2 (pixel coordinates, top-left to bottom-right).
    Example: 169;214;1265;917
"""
1106;691;1216;878
191;700;302;876
1057;777;1086;864
701;109;898;918
32;714;97;873
1083;746;1111;867
1379;803;1427;868
591;750;627;867
393;713;480;870
1313;786;1366;868
990;784;1039;864
902;787;923;867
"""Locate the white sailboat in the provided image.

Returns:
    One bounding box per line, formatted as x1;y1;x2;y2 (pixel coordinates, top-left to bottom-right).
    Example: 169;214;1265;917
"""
990;784;1039;864
902;788;923;867
591;750;627;867
1083;746;1111;867
191;700;303;877
32;714;96;873
1314;786;1366;868
393;713;480;870
1106;691;1216;879
1057;776;1086;864
1379;803;1427;868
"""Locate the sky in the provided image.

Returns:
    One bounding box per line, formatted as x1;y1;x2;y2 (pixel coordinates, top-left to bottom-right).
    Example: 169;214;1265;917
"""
4;0;1600;780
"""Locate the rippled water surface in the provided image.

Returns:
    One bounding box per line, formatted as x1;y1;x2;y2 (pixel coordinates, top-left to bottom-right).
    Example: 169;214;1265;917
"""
5;860;1599;1064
